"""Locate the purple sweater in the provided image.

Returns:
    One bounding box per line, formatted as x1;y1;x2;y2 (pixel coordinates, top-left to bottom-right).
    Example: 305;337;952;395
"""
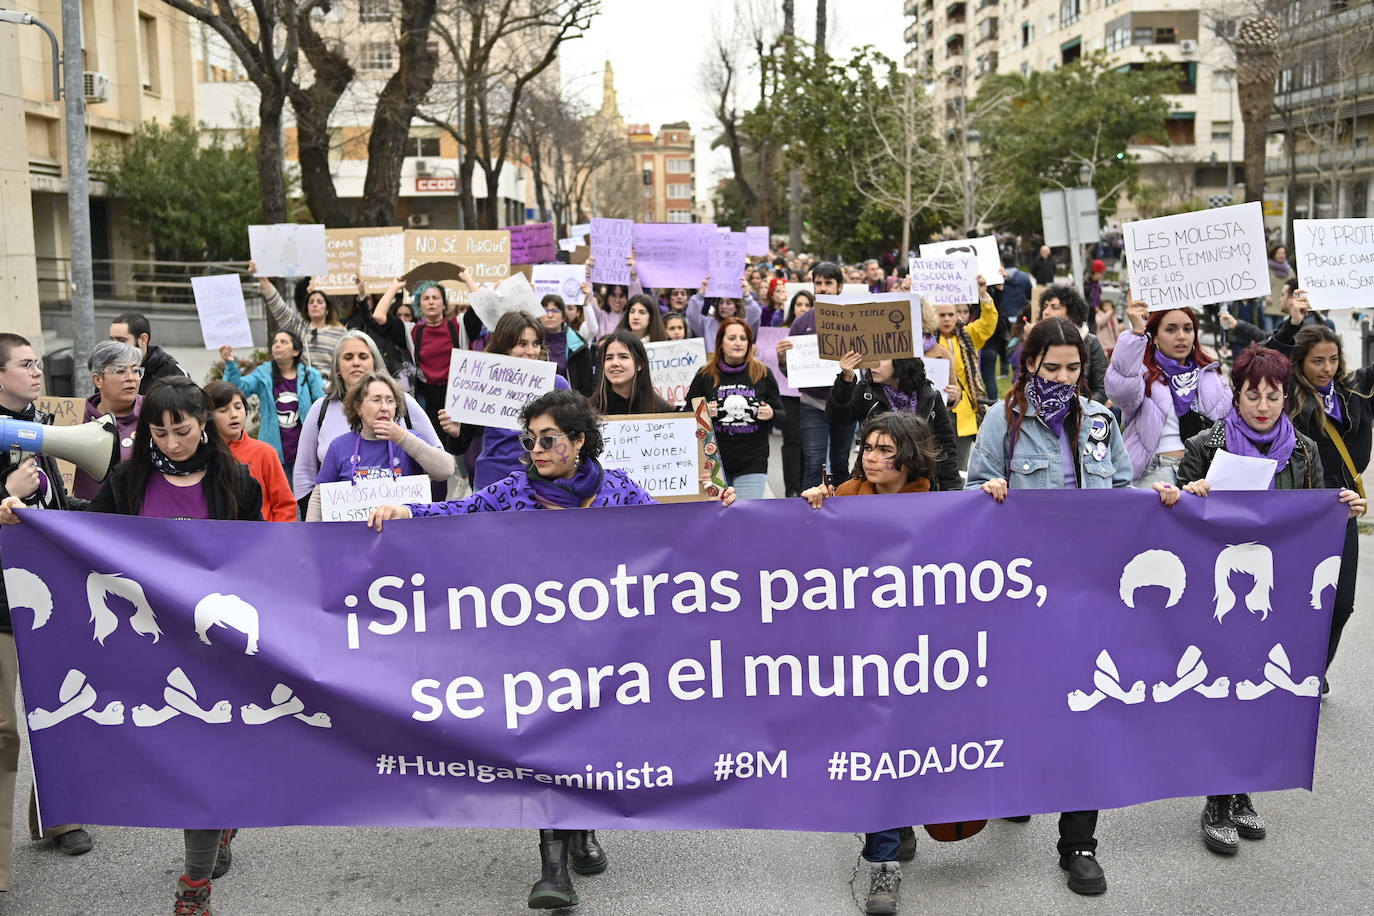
407;467;657;515
1104;330;1231;479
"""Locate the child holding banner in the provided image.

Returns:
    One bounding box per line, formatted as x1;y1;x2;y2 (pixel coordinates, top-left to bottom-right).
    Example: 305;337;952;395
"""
1159;344;1363;854
684;318;783;500
1106;302;1230;486
966;317;1133;897
590;332;670;415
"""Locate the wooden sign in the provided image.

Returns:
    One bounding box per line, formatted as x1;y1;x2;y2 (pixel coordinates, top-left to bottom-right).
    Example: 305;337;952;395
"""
813;292;916;366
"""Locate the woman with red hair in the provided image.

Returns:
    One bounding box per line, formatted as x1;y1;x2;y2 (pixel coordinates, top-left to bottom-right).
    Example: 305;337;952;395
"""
1105;300;1231;486
1160;343;1362;855
684;317;783;500
760;278;788;328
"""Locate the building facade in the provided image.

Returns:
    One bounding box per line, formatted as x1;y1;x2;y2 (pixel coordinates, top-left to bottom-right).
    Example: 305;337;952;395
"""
628;121;696;224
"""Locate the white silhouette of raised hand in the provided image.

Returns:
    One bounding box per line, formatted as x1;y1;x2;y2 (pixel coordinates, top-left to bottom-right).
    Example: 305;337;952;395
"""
26;670;98;730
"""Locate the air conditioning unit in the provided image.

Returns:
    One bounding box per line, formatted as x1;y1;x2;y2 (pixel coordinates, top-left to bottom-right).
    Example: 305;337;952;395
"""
407;213;431;228
82;71;110;103
414;159;431;175
1179;39;1198;53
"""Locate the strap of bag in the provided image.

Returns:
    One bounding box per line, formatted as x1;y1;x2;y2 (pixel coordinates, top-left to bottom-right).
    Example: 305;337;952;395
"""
1321;413;1366;499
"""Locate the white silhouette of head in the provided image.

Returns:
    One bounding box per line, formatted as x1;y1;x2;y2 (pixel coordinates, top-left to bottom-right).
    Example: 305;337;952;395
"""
3;568;52;629
1213;543;1274;623
1119;549;1186;608
86;572;162;645
1310;555;1341;611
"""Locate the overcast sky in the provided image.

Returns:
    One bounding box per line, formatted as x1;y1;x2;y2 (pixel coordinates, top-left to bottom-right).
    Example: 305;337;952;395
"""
559;0;909;211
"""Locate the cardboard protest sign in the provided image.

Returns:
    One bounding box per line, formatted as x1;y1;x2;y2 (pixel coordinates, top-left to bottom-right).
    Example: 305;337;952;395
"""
746;226;771;256
600;413;709;502
404;230;511;304
249;224;328;278
633;224;712;288
919;236;1002;285
319;228;406;294
445;350;557;431
706;232;749;298
814;293;916;366
783;335;842;388
643;338;708;408
755;326;798;398
908;255;979;305
532;264;587;306
318;474;432;523
191;275;254;349
468;274;544;332
1122;202;1268;312
509;223;557;265
589;218;634;285
34;395;85;494
1294;218;1374;310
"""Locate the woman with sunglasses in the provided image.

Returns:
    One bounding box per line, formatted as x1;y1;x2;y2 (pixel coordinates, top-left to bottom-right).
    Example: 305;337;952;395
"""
367;388;733;910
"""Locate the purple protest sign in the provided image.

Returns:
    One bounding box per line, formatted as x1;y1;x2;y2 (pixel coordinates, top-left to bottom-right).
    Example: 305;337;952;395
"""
633;224;712;288
2;491;1343;831
589;218;633;285
746;226;770;256
755;326;798;397
508;222;556;265
705;231;748;298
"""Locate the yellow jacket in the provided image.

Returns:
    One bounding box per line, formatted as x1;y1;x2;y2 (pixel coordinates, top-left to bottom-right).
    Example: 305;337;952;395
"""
939;296;998;437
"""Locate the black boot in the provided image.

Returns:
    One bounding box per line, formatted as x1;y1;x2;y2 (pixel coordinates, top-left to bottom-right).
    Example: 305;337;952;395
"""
569;830;607;875
528;829;578;909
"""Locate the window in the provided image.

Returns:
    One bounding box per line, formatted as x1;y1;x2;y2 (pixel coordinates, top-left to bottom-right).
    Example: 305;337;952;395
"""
1061;36;1081;64
667;183;694;199
668;210;693;223
667;158;692;174
1059;0;1081;27
1211;120;1232;141
359;0;388;22
1212;69;1234;90
139;14;160;93
360;42;393;70
1105;26;1129;51
1166;115;1196;145
1022;21;1032;46
1213;18;1236;38
1277;68;1293;93
406;134;440;157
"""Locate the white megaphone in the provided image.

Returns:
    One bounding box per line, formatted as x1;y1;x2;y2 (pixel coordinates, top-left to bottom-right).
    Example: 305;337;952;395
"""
0;416;119;482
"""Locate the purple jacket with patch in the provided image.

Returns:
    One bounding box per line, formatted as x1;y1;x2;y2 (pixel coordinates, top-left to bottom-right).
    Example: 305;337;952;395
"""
407;467;657;515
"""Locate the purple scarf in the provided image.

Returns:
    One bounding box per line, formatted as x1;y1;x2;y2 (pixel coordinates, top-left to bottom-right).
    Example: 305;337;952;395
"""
881;383;916;414
1268;258;1291;279
719;359;748;374
1223;408;1296;488
527;457;605;508
1027;376;1077;437
1154;353;1202;416
1317;380;1343;422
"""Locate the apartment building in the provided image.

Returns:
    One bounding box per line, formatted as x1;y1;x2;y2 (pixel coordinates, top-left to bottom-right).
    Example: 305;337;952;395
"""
1;0;196;340
904;0;1246;223
628;121;696;224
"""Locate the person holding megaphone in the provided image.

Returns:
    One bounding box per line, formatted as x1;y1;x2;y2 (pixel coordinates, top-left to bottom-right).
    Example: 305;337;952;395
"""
0;332;95;881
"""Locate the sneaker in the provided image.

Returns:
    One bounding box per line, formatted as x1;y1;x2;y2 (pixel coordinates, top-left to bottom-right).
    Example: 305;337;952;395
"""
896;826;917;862
1230;794;1266;840
1201;795;1239;855
55;828;93;856
211;829;237;879
173;876;212;916
1058;850;1107;895
864;861;901;915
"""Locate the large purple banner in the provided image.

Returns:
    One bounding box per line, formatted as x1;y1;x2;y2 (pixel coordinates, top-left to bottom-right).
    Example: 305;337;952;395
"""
1;491;1345;831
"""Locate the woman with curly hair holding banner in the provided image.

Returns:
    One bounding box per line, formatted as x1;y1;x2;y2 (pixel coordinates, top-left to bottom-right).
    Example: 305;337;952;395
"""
967;317;1132;897
367;388;734;910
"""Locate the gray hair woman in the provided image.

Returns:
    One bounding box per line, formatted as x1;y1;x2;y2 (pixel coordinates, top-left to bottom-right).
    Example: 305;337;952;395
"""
293;330;448;499
73;340;145;499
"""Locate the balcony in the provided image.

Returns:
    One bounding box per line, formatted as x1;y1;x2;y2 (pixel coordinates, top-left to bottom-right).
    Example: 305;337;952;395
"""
947;0;966;23
905;20;920;42
1266;145;1374;176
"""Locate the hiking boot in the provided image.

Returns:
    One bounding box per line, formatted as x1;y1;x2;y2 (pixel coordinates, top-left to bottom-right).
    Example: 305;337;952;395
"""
528;829;578;909
173;876;212;916
896;826;917;862
864;861;901;915
1230;794;1266;840
1201;795;1239;854
211;829;237;879
568;830;607;875
55;828;92;855
1058;850;1107;895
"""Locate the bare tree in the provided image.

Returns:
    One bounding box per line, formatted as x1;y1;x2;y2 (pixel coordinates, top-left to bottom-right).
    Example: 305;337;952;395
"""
419;0;600;229
515;86;636;229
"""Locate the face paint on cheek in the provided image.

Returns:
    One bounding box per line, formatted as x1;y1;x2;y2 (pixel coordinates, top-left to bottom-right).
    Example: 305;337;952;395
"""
554;443;571;463
881;458;896;470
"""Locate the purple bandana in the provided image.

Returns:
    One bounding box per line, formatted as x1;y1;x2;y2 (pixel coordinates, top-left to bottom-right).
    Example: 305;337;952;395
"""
1317;380;1343;422
1027;376;1077;437
1154;353;1202;417
881;383;916;414
1223;408;1296;488
528;457;605;508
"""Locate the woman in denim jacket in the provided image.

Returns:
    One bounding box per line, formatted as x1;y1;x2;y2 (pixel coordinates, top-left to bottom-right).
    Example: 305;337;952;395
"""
964;317;1132;897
